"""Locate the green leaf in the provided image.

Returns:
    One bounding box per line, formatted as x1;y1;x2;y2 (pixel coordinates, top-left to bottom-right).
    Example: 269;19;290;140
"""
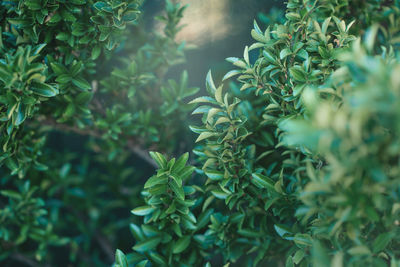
51;62;68;75
204;170;224;181
144;175;168;189
293;234;313;248
286;12;301;20
136;260;148;267
293;249;305;265
348;246;371;255
56;32;69;41
30;82;59;97
289;66;306;82
189;96;217;105
243;46;250;65
172;236;191;254
131;206;156;216
211;189;229;199
280;48;292;59
169;179;184;200
274;224;293;240
91;45;101;60
133;236;162;252
72;77;91;90
263;50;277;64
195;132;216;142
172;152;189;173
222;70;241;81
206;70;216;94
180;166;195;180
149;152;167;169
373;232;394;253
238;228;260;238
115;249;128;267
1;190;22;199
251;173;275;190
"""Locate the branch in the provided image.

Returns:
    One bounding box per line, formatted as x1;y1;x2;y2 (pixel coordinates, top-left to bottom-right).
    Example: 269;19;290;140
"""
10;253;44;267
95;233;115;263
36;117;158;169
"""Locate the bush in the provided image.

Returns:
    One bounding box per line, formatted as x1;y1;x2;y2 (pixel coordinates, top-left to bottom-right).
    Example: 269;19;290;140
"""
1;0;399;266
125;0;400;266
0;0;196;265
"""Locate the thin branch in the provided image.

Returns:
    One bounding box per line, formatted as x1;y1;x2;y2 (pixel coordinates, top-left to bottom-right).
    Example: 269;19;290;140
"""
37;117;158;168
10;253;43;267
95;233;115;263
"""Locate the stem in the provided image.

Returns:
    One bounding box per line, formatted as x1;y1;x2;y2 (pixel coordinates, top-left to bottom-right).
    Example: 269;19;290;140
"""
36;117;158;169
10;253;44;267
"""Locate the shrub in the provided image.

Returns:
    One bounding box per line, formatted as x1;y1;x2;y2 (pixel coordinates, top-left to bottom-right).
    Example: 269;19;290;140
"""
1;0;400;266
125;0;400;266
0;0;197;265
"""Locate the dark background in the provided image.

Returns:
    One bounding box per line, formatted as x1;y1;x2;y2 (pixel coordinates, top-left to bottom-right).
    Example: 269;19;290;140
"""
144;0;285;87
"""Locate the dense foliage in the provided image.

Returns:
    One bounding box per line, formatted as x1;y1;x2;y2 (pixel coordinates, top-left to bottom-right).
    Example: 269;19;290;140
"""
125;0;400;266
0;0;197;265
1;0;399;266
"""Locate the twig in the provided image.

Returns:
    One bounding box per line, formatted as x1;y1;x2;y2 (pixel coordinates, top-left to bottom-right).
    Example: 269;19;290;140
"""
95;233;115;263
10;253;43;267
37;117;158;168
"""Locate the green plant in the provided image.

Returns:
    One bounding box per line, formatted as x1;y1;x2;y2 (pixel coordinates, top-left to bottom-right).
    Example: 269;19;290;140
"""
0;0;198;265
126;0;400;266
2;0;400;266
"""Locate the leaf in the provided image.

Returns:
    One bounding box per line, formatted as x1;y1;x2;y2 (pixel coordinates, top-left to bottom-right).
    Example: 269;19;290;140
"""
14;104;26;126
211;189;230;199
149;152;167;169
131;206;156;216
206;70;216;94
289;66;306;82
251;28;267;43
172;236;191;254
91;45;101;60
322;17;331;34
189;96;216;105
115;249;128;267
243;46;250;65
30;82;59;97
263;50;277;64
169;173;182;187
348;245;371;255
179;166;195;180
373;232;394;253
251;173;275;191
136;260;148;267
56;32;69;41
280;48;291;59
286;12;301;21
195;132;216;142
293;233;313;247
292;249;305;265
1;190;22;199
169;179;184;200
274;224;293;240
133;236;161;252
204;170;224;181
238;229;260;238
144;175;168;189
172;152;189;173
72;77;91;90
50;62;68;75
222;70;241;81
